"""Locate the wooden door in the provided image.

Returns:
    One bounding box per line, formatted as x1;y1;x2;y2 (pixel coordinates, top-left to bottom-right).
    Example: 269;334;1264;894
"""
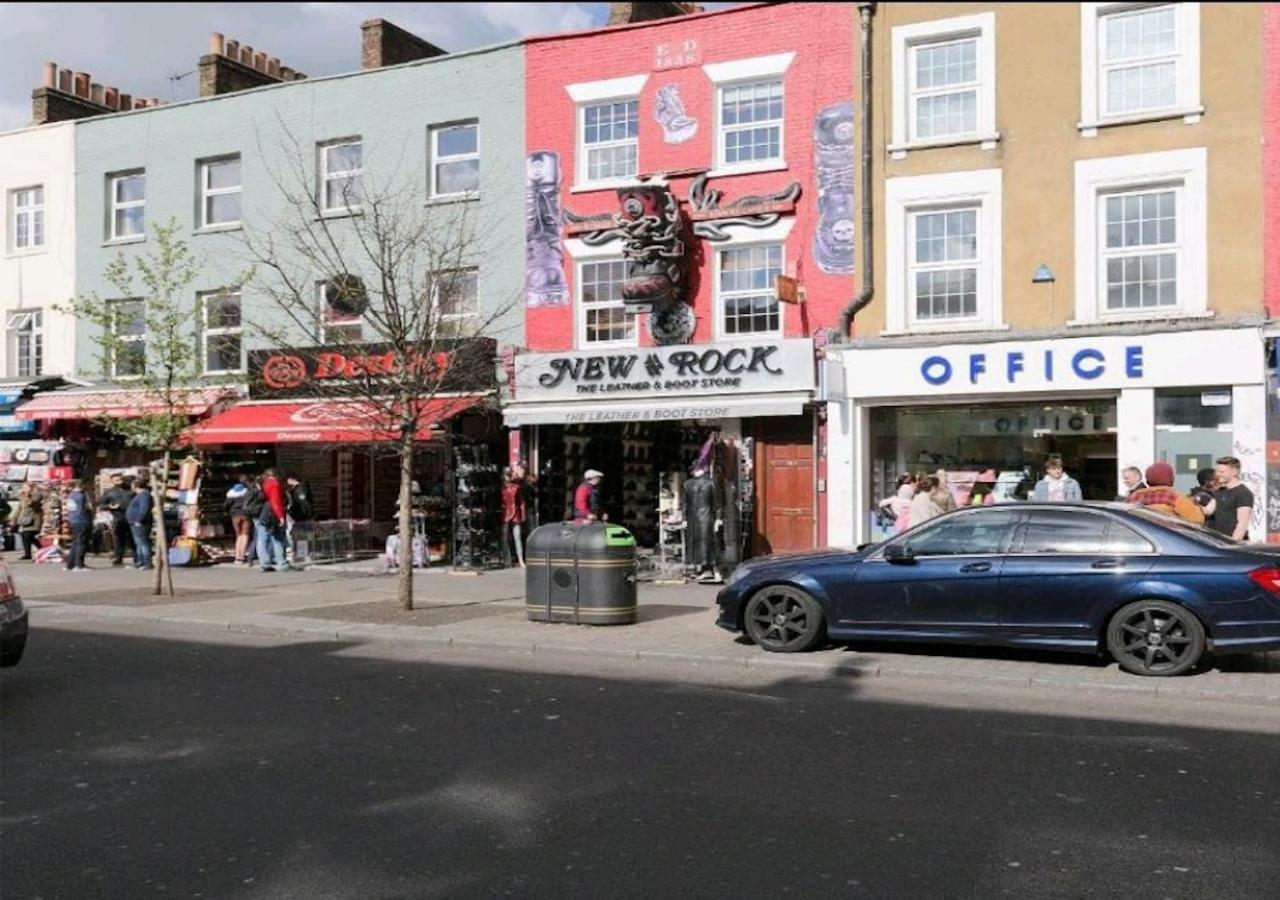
753;414;815;555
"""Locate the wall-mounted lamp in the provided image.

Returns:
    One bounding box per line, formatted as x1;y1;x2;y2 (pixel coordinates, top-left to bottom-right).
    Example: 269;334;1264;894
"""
1032;264;1056;284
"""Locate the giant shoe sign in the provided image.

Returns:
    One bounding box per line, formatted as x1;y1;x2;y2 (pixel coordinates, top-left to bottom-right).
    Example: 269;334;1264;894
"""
506;338;816;425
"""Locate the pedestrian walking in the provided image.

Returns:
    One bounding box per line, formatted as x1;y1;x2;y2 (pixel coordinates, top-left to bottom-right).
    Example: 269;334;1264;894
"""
1208;456;1254;541
909;476;943;526
1125;462;1205;525
1116;466;1147;501
285;474;314;565
64;480;93;572
256;469;290;572
1032;456;1083;502
224;475;254;566
14;484;41;561
127;481;155;570
574;469;604;524
879;473;917;534
98;473;134;566
501;465;529;567
931;470;957;513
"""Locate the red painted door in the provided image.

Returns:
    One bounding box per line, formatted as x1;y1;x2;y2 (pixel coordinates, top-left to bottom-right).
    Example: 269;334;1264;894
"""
753;414;815;555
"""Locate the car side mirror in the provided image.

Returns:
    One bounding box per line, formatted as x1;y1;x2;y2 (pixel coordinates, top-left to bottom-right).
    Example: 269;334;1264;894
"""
884;543;915;565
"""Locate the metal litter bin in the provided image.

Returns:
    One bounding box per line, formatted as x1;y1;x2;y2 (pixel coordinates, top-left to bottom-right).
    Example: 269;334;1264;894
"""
526;522;637;625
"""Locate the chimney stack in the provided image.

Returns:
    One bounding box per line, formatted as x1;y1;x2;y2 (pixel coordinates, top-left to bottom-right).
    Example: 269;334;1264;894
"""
31;61;150;125
199;32;306;97
607;2;703;25
360;19;446;70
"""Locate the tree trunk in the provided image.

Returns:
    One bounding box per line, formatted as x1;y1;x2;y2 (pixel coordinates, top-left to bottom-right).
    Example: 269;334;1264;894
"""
154;450;173;597
397;428;415;611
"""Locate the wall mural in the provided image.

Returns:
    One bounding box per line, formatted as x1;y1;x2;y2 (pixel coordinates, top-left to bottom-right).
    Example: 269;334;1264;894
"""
687;174;801;241
525;151;569;308
812;101;855;275
654;84;698;144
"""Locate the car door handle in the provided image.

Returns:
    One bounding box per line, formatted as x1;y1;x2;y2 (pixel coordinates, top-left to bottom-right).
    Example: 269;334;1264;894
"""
959;562;992;573
1091;559;1127;570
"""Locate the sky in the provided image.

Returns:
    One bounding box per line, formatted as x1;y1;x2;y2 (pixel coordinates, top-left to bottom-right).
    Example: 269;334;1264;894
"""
0;2;738;133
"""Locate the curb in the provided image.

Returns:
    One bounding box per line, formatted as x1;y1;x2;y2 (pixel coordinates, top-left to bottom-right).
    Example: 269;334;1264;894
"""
30;602;1280;702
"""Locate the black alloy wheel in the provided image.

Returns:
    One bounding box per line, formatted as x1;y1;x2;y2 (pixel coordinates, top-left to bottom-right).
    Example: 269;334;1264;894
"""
1106;600;1206;677
743;585;826;653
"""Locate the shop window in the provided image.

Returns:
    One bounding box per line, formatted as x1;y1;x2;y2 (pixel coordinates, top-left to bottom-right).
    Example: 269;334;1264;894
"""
199;156;241;229
319;139;363;214
429;122;479;198
108;171;145;241
200;289;243;374
6;310;43;378
890;13;997;154
1073;148;1205;324
1080;3;1201;133
885;168;1002;334
1016;509;1109;554
10;185;45;251
902;509;1018;556
577;259;634;347
109;298;146;377
1154;387;1232;493
433;268;480;337
718;243;783;337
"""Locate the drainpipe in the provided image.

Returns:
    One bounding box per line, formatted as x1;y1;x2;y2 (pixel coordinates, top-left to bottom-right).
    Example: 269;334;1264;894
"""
836;1;875;341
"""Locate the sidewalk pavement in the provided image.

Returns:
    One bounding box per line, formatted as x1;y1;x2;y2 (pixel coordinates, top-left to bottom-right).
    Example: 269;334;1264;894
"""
13;553;1280;701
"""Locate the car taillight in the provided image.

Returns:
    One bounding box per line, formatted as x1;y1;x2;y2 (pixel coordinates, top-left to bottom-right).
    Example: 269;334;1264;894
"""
0;565;14;601
1248;567;1280;594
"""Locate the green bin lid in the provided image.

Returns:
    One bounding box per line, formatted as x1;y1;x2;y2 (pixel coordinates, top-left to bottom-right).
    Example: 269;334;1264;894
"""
604;526;635;548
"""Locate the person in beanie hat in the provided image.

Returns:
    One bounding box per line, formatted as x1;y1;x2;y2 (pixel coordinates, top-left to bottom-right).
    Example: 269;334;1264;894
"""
574;470;604;523
1125;462;1205;525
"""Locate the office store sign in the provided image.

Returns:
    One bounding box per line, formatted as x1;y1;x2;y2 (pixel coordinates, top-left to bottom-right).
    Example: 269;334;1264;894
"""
514;339;816;401
840;330;1264;399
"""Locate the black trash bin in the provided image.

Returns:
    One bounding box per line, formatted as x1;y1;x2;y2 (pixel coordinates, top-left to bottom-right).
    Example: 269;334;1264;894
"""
526;522;637;625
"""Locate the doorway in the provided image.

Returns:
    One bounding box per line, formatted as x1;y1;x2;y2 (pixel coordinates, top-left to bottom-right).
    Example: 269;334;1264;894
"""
753;413;816;555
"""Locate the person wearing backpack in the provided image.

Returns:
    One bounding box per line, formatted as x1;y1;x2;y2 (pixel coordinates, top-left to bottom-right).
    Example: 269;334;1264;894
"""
285;475;314;565
224;475;254;566
255;469;290;573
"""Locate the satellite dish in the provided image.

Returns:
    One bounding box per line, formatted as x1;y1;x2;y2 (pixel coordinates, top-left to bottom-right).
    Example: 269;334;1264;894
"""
324;273;368;316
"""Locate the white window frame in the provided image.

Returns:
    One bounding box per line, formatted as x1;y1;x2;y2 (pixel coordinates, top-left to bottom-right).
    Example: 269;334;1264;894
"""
6;310;43;378
199;289;244;375
890;13;997;158
907;207;983;328
318;138;363;215
108;171;146;242
715;240;787;341
704;52;795;177
567;74;648;192
198;156;242;230
1079;2;1201;135
315;281;363;343
1072;147;1207;325
884;168;1004;336
429;121;480;200
431;267;481;337
10;186;45;253
573;255;637;349
109;298;146;379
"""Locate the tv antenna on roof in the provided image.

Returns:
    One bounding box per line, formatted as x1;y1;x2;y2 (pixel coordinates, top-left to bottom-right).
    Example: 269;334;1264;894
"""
167;68;194;99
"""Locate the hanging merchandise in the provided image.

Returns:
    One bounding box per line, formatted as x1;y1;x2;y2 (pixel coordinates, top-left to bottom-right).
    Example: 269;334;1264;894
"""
452;441;501;570
178;457;201;491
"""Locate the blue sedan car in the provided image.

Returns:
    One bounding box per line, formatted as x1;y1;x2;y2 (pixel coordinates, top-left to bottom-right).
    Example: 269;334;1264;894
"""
716;503;1280;676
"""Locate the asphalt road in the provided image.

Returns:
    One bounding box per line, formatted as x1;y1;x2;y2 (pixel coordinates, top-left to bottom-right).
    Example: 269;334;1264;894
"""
3;623;1279;899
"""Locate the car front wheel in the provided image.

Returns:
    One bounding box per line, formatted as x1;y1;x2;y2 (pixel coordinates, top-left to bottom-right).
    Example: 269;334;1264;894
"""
1106;600;1205;677
743;585;826;653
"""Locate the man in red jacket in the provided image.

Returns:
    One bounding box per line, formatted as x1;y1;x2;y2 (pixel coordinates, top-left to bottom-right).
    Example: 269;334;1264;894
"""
256;469;291;572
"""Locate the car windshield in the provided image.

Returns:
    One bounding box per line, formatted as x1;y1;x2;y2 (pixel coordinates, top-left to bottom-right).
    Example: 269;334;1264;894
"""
1127;508;1241;548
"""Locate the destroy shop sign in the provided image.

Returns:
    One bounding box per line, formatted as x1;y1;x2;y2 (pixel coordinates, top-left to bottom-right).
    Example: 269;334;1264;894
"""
248;339;496;399
513;338;816;401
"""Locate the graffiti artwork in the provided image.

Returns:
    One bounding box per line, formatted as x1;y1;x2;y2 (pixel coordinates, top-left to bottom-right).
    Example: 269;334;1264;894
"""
525;151;569;308
654;84;698;144
812;101;855;275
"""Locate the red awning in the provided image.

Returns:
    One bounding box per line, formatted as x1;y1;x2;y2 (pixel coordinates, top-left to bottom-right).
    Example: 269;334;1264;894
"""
185;397;480;445
16;387;235;421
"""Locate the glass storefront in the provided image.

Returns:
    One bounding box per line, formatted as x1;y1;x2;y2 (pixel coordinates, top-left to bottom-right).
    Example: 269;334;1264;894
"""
869;399;1119;514
1154;387;1234;494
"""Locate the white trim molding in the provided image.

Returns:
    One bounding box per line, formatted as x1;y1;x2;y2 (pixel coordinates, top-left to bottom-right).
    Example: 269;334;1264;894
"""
702;52;795;85
889;12;998;158
1078;2;1202;136
884;168;1003;336
1072;147;1208;326
565;73;649;104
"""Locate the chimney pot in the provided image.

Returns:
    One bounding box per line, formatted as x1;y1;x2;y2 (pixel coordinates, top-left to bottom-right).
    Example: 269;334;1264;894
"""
73;72;90;98
90;83;104;105
209;32;225;55
119;92;132;110
239;45;254;66
267;57;280;77
58;68;72;93
279;66;294;80
104;86;119;109
225;38;239;59
42;62;57;88
253;51;267;72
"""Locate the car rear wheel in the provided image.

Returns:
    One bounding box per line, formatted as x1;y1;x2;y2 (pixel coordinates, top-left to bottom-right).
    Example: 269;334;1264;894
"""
743;585;825;653
1107;600;1205;677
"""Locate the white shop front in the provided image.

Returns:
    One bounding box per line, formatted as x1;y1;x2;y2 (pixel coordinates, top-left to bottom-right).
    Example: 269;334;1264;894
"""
825;327;1267;547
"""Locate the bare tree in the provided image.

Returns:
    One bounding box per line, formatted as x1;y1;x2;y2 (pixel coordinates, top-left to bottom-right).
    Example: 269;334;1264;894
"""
237;131;517;610
60;220;225;597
